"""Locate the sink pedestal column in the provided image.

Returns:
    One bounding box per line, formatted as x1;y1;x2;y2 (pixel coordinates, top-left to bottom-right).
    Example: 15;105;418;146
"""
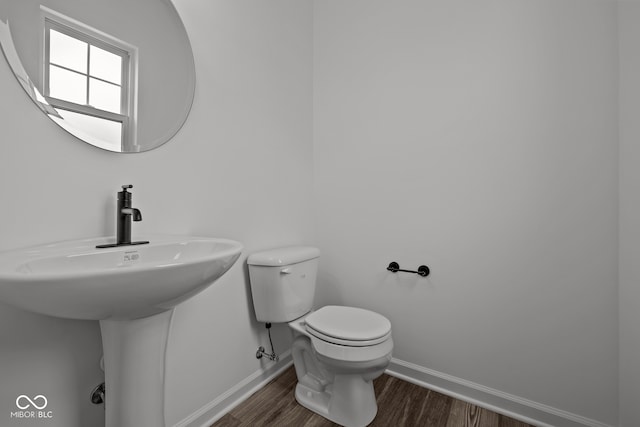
100;309;175;427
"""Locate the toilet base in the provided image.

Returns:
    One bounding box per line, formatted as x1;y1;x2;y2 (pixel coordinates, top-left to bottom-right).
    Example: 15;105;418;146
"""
295;373;377;427
288;313;392;427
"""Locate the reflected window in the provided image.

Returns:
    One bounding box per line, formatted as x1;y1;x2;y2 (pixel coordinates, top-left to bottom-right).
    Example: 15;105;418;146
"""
42;10;137;151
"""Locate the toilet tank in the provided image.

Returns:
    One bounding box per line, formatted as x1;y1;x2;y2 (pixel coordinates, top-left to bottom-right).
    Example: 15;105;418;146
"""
247;246;320;323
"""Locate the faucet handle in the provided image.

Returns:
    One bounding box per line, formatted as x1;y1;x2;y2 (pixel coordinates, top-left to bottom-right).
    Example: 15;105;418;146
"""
119;185;133;202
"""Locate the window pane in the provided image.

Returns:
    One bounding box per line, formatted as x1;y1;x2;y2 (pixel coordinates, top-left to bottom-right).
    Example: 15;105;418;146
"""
90;45;122;85
89;78;121;113
49;29;87;74
56;109;122;151
49;65;87;104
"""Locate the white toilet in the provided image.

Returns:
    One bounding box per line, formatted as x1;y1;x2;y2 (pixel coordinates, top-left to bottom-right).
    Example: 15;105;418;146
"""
248;246;393;427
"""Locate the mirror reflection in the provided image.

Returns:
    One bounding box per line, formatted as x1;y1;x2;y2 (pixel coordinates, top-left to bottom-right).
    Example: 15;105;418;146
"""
0;0;195;153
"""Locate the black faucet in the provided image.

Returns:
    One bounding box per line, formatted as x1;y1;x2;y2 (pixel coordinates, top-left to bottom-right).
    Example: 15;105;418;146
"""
96;185;149;249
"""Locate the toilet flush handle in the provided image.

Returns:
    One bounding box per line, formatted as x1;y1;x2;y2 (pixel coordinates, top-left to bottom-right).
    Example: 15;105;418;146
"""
280;268;292;275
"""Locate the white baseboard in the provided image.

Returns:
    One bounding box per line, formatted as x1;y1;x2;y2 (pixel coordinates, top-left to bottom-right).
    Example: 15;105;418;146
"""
386;358;613;427
173;350;293;427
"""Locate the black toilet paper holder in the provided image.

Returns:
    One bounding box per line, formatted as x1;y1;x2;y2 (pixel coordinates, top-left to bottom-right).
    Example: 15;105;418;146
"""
387;262;430;277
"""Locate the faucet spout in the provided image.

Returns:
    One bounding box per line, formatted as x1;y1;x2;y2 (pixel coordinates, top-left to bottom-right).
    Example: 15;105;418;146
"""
121;208;142;222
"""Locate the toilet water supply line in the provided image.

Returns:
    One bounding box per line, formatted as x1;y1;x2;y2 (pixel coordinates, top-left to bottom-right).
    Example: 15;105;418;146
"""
256;323;279;362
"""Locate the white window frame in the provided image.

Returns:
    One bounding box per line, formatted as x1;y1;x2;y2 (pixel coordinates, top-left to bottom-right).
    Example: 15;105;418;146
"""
40;6;138;151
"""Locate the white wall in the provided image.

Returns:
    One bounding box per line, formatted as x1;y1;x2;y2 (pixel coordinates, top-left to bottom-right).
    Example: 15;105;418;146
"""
0;0;314;425
618;2;640;426
313;0;619;425
164;0;313;423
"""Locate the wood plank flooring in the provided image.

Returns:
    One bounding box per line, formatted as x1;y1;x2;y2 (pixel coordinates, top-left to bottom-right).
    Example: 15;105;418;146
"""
211;366;535;427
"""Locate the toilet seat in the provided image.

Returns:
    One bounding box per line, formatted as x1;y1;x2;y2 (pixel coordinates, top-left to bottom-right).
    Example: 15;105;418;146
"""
305;305;392;347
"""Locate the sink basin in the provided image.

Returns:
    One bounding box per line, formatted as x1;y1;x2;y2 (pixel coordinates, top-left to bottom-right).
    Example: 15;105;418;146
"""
0;234;242;320
0;234;243;427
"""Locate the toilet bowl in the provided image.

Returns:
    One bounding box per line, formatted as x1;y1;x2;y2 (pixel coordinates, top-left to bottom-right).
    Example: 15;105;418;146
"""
288;306;393;427
247;247;394;427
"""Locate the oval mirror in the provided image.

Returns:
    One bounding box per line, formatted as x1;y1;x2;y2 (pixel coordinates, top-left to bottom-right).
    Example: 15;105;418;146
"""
0;0;195;153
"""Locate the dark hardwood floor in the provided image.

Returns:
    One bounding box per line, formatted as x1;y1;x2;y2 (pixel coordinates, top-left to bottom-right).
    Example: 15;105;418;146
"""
211;366;535;427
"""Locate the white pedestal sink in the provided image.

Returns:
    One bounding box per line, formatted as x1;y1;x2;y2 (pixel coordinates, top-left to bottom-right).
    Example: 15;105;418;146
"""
0;234;243;427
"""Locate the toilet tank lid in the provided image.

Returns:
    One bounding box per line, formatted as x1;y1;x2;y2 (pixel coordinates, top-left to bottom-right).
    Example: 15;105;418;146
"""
247;246;320;266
